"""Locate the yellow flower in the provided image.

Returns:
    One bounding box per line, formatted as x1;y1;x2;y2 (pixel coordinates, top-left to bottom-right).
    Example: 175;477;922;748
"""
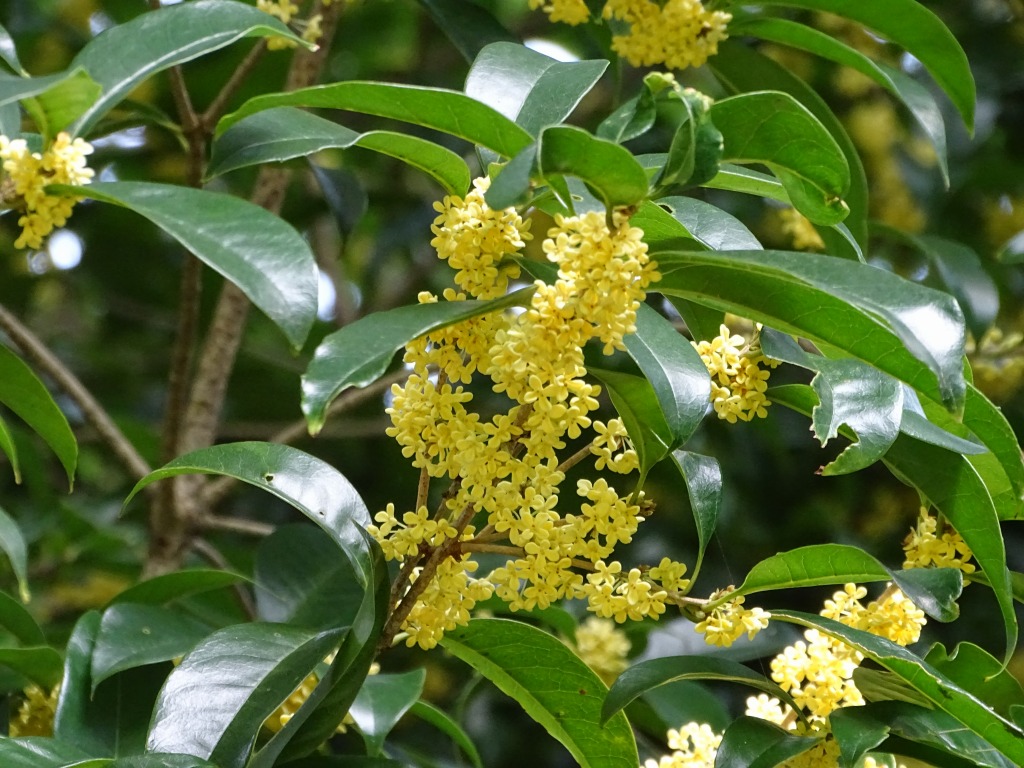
572;616;630;683
9;684;59;737
529;0;591;25
603;0;731;71
693;324;776;423
694;589;771;647
778;206;825;251
643;721;722;768
903;507;975;574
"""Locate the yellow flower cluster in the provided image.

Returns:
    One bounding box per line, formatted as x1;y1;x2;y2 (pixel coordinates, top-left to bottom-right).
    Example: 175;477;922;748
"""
967;325;1024;403
9;684;59;737
527;0;591;25
571;616;631;683
778;206;825;251
1;132;94;250
256;0;325;49
903;507;975;574
693;588;771;647
603;0;731;71
693;324;777;423
374;176;682;648
643;721;722;768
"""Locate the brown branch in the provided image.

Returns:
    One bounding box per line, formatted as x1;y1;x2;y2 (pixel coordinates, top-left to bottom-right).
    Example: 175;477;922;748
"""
201;41;268;131
0;303;151;481
197;514;275;537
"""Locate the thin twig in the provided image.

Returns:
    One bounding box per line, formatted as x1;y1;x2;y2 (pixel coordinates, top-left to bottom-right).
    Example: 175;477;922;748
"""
197;514;275;537
190;537;257;619
555;440;596;476
201;41;268;130
0;304;151;481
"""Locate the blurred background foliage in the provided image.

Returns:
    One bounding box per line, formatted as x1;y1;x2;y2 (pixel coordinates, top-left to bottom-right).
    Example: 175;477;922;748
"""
1;0;1023;764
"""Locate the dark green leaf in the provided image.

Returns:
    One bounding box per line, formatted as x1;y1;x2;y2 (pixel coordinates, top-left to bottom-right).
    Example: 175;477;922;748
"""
147;624;344;768
465;42;607;136
418;0;517;62
54;182;317;350
310;164;368;237
91;604;210;689
0;412;19;484
301;288;533;434
0;590;44;645
0;344;77;488
925;642;1024;720
755;0;975;132
68;0;304;135
0;737;94;768
772;610;1024;765
255;525;363;631
441;619;637;768
485;143;538;210
648;196;761;250
889;567;963;624
709;90;850;225
207;108;470;195
408;699;483;768
108;756;218;768
54;611;105;753
830;706;890;768
0;505;29;601
703;163;789;204
0;70;81;109
219;82;533;159
349;669;425;756
601;656;802;725
0;647;63;689
963;384;1024;496
853;667;933;708
108;570;246;607
538;125;649;210
588;368;673;483
654;250;966;411
899;407;986;456
0;23;24;74
626;304;710;449
669;451;719;577
730;18;950;184
597;90;657;144
735;544;891;597
714;716;820;768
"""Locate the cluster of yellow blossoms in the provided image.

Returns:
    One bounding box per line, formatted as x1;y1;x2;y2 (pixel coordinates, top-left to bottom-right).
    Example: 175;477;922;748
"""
778;206;825;251
1;132;94;250
571;616;631;684
903;507;975;574
371;176;690;649
693;587;771;647
8;683;59;737
643;721;721;768
256;0;330;49
529;0;731;71
693;324;778;423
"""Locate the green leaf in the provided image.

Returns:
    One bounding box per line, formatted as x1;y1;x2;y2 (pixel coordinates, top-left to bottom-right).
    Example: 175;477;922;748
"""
730;18;950;185
653;90;723;190
597;89;657;145
647;196;761;250
925;642;1024;720
68;0;304;136
0;738;94;768
485;143;538;209
108;570;246;607
703;163;790;204
760;330;903;475
206;107;470;195
601;656;803;725
715;716;821;768
829;706;890;768
90;604;210;689
108;756;218;768
0;505;29;601
408;699;484;768
588;368;673;483
889;567;963;624
669;451;720;578
626;304;710;449
301;288;533;434
709;90;850;226
538;125;649;210
0;589;45;645
735;543;890;597
0;646;63;688
0;23;24;74
654;250;967;412
349;669;426;756
440;619;637;768
147;624;344;768
465;42;607;136
0;70;82;109
54;182;318;350
218;82;533;159
754;0;976;132
0;412;19;484
0;344;77;488
255;525;364;631
24;69;101;139
899;404;986;457
417;0;517;62
772;610;1024;766
310;164;368;237
962;384;1024;497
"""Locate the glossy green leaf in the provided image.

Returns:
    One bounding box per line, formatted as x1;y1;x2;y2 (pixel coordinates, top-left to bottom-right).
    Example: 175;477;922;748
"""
589;368;673;483
465;42;607;136
715;716;820;768
255;524;363;631
24;69;101;139
669;451;719;577
207;107;470;195
68;0;303;136
773;610;1024;765
899;402;986;456
652;90;723;190
441;619;637;768
731;18;950;185
704;163;789;204
408;700;483;768
301;287;533;434
962;384;1024;496
925;642;1024;720
597;88;657;145
108;756;218;768
0;70;81;109
538;125;649;210
0;23;24;73
889;567;963;624
709;90;849;226
852;667;933;708
91;604;210;689
0;412;18;483
147;624;344;767
418;0;517;61
760;330;903;475
647;196;761;250
0;505;29;601
829;706;890;768
602;656;802;725
109;570;245;607
654;250;967;411
0;646;63;688
734;543;890;597
626;304;710;449
0;590;44;645
485;143;538;209
755;0;975;132
627;199;700;251
0;344;77;487
0;738;95;768
58;182;317;349
311;164;368;237
997;230;1024;264
349;669;425;756
219;82;533;159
